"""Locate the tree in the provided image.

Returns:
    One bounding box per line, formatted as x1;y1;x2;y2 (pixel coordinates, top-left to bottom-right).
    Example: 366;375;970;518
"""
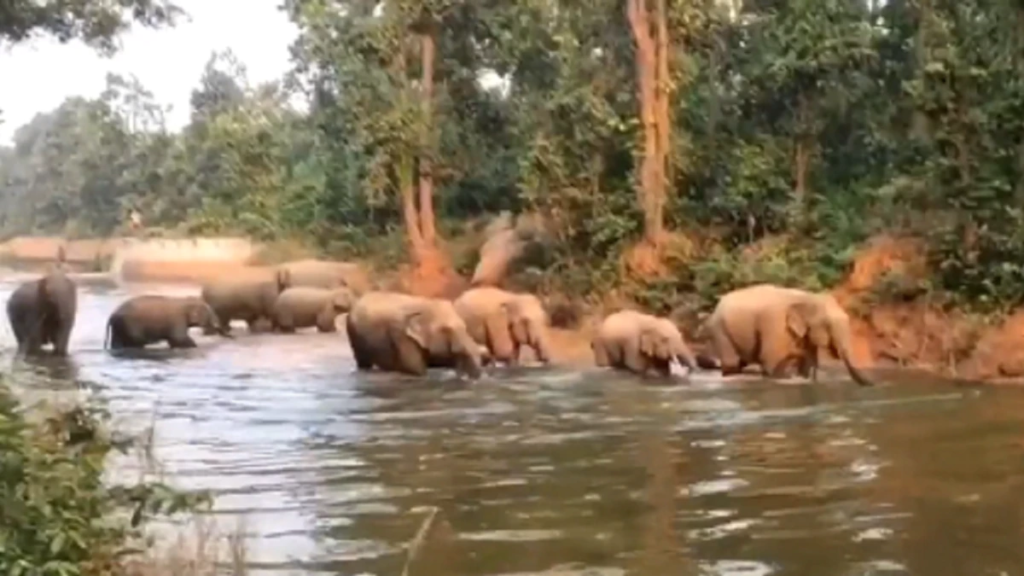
627;0;673;248
0;0;183;54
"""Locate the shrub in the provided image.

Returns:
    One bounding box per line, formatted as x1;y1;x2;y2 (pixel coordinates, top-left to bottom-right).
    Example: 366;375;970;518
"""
0;384;211;576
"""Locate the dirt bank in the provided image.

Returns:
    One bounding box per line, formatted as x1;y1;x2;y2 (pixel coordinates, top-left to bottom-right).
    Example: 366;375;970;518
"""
829;235;1024;382
7;233;1022;382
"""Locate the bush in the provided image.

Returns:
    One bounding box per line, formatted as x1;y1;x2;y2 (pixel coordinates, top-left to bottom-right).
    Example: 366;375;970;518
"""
0;384;211;576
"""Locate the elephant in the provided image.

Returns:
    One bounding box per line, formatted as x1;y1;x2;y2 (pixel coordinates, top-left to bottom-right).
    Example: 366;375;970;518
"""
453;286;552;366
105;295;229;349
699;283;874;386
346;291;484;379
276;259;370;294
591;310;699;377
6;267;77;357
200;268;291;334
271;286;355;333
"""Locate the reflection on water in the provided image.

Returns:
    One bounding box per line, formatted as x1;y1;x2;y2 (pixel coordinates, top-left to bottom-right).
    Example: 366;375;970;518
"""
1;279;1023;575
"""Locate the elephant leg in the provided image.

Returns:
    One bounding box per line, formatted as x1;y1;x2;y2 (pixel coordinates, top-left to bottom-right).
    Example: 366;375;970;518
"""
246;316;270;334
108;328;126;349
168;334;198;348
622;340;649;375
767;355;799;379
508;342;522;367
592;341;610;367
346;317;374;370
167;324;197;348
711;329;744;376
52;324;72;356
315;310;338;333
216;312;233;335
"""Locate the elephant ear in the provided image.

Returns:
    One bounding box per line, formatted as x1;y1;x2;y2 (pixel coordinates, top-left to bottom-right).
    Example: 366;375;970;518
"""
403;311;431;349
639;329;659;357
502;301;529;343
332;289;354;312
785;301;816;339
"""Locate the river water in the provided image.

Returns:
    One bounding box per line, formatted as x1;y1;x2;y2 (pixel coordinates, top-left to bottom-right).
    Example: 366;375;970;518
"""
3;277;1024;576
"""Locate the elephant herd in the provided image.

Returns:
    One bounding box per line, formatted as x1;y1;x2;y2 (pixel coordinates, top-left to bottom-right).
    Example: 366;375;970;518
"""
4;257;875;387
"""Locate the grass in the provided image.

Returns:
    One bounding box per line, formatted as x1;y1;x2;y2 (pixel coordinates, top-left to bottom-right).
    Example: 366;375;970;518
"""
121;515;248;576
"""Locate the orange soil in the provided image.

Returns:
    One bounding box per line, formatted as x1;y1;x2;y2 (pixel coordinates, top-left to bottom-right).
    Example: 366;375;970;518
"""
831;235;1024;381
18;230;1024;383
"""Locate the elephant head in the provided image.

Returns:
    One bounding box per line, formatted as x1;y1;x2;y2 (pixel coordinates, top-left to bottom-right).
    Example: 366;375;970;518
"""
317;288;356;329
184;298;231;337
504;294;552;363
641;318;698;371
401;301;483;379
785;295;874;387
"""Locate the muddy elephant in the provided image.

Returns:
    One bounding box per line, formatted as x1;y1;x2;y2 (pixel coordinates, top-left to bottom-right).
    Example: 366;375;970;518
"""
592;310;698;377
200;268;291;334
106;295;229;349
346;291;484;379
276;259;370;293
700;283;874;386
453;286;552;366
271;287;355;333
6;267;78;356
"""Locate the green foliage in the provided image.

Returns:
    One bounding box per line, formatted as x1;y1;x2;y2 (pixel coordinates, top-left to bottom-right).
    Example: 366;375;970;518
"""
4;0;1024;311
0;385;211;576
0;0;182;54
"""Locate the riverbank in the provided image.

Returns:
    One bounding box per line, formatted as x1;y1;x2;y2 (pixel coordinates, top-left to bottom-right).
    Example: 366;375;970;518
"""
5;231;1024;383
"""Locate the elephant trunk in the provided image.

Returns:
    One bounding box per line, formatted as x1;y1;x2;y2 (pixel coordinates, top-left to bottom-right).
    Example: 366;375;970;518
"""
455;333;483;379
834;329;874;387
530;324;552;364
674;342;699;372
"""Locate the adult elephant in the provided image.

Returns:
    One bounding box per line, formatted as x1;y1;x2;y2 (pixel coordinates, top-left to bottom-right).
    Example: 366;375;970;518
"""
277;259;370;294
346;291;484;379
6;267;78;357
592;310;698;377
271;287;355;333
200;268;291;334
700;283;874;386
106;295;230;349
453;286;552;366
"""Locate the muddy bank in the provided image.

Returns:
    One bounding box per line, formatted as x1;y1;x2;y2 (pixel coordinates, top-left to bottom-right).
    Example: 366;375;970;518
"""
7;233;1024;382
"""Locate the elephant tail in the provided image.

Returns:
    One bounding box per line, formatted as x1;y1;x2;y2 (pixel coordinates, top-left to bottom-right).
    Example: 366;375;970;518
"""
104;319;112;350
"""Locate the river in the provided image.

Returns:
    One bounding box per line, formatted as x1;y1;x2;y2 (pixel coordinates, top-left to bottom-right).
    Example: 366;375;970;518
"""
3;277;1024;576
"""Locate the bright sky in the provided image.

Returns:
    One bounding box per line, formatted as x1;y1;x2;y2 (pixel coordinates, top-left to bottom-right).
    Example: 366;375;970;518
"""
0;0;300;145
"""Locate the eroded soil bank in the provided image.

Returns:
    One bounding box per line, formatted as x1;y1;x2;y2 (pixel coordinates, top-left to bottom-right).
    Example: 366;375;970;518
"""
5;233;1023;382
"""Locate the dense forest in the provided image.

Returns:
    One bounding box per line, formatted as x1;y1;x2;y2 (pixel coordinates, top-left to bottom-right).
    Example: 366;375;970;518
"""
3;0;1024;312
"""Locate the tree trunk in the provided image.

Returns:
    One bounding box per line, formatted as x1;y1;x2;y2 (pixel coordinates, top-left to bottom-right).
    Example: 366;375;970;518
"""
911;0;932;140
418;29;437;246
1015;10;1024;202
627;0;671;247
791;91;812;228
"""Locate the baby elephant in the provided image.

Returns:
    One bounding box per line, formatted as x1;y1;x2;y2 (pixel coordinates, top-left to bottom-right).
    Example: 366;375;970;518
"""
271;287;355;333
106;295;228;350
592;310;699;377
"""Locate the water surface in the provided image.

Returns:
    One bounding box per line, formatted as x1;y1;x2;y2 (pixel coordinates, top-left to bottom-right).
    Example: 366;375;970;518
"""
2;279;1022;576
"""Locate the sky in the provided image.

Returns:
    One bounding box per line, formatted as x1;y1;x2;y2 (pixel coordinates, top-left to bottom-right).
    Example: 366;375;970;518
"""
0;0;301;145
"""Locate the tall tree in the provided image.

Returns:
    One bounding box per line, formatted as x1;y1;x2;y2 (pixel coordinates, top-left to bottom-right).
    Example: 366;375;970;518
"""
627;0;673;248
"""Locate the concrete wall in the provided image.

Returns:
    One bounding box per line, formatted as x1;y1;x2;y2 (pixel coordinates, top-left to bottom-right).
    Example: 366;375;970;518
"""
0;236;260;284
111;237;258;283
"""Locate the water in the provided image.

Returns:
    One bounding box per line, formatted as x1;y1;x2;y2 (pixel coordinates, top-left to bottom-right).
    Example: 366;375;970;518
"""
3;277;1024;576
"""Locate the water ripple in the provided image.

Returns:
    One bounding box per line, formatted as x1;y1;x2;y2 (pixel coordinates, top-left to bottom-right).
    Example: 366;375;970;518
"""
2;279;1024;575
